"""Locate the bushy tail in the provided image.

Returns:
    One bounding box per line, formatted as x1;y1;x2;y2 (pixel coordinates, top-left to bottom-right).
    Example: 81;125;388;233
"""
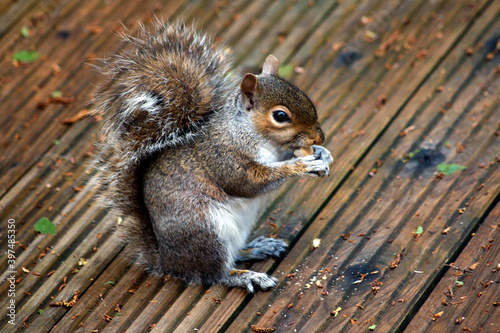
91;22;231;271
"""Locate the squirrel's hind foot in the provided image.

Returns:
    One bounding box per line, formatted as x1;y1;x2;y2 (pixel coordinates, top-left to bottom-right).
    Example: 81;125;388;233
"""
223;269;278;293
236;236;288;262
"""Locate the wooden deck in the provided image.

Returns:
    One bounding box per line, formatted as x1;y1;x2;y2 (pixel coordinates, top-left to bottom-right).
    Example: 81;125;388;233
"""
1;0;499;332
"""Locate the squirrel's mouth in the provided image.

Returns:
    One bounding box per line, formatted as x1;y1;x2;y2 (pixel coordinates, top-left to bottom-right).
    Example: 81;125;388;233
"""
289;143;311;151
286;144;298;150
283;139;304;151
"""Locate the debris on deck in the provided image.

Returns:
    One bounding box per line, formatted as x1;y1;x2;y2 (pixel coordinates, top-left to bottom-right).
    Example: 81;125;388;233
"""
0;0;498;332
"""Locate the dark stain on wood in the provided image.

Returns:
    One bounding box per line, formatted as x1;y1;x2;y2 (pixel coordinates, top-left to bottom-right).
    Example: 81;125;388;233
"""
0;0;499;332
335;50;363;67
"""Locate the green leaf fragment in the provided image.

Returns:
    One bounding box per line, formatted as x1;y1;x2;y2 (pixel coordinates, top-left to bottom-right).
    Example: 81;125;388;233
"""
54;139;60;145
104;280;116;285
50;90;63;98
437;163;466;176
12;50;40;63
406;149;421;159
368;325;377;331
278;64;294;79
34;217;56;235
416;226;424;235
456;281;464;286
21;26;29;38
115;312;122;316
38;309;44;314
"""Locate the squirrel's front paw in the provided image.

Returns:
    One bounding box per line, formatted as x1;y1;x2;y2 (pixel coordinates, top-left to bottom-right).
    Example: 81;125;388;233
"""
236;236;288;262
296;154;329;177
312;145;334;177
313;145;333;164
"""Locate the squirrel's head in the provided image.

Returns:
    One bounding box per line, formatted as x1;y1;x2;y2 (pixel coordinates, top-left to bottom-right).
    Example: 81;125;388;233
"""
240;55;324;152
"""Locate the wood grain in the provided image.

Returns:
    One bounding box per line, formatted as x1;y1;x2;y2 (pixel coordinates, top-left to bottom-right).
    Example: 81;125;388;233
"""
0;0;498;332
406;202;499;332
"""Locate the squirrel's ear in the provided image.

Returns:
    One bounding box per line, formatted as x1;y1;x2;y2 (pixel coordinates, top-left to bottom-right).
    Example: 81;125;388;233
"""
240;73;261;110
262;55;279;76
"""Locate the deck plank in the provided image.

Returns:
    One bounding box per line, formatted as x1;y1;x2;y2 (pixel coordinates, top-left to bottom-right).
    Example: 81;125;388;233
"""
50;253;133;332
126;0;430;330
225;1;500;331
0;0;498;332
405;202;499;333
206;1;499;331
0;0;187;260
0;0;43;38
0;0;181;197
0;0;84;57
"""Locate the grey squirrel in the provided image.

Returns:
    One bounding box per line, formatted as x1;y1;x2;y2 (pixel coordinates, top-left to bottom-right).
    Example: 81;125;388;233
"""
92;22;333;293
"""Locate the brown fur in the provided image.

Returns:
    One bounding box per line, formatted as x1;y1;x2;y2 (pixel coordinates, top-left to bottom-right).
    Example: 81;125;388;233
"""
91;22;231;271
91;22;331;291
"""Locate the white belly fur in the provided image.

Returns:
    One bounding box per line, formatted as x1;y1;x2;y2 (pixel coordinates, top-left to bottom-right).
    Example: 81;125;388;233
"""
208;197;263;267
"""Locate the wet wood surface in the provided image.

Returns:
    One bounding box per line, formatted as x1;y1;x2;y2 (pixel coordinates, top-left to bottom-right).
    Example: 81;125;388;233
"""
0;0;498;332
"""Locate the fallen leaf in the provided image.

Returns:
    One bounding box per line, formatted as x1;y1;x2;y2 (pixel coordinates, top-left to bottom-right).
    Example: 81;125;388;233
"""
278;64;294;79
34;217;56;235
12;50;40;63
437;163;467;176
62;109;93;125
50;91;63;98
21;26;30;38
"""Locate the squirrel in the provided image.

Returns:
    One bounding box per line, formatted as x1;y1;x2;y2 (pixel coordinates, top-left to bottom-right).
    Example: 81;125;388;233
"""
92;22;333;293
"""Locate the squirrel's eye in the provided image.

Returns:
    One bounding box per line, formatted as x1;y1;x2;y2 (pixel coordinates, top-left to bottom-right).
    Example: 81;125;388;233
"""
272;110;291;123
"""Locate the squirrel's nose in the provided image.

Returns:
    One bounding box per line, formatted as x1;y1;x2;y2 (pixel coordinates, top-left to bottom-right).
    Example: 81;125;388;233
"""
313;126;325;145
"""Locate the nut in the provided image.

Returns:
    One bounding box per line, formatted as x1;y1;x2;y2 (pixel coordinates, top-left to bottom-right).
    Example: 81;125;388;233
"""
294;146;314;157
